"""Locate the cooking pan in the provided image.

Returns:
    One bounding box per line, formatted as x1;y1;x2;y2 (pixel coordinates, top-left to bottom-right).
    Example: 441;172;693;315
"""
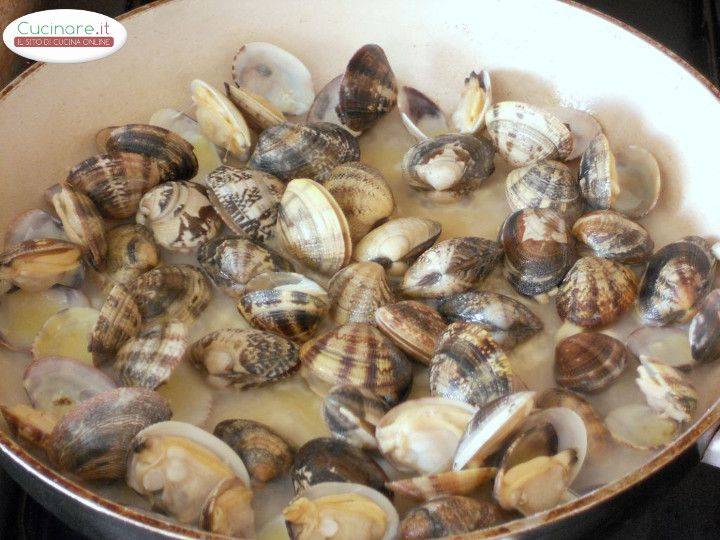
0;0;719;537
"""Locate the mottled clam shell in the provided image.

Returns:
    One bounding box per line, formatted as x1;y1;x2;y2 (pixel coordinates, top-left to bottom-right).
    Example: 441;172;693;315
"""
554;332;629;393
439;291;542;349
398;85;449;140
689;289;720;362
249;122;360;182
500;208;574;297
102;224;160;289
136;181;223;253
579;132;616;210
276;178;352;274
544;106;602;161
290;437;388;494
485;101;573;167
638;236;715;326
214;418;293;484
401;237;502;298
572;210;654;264
48;387;171;480
374;300;447;364
88;282;142;365
385;467;496;501
400;495;504;539
451;70;492;135
0;238;83;292
306;74;360;135
197;236;293;298
336;44;398;132
190;328;299;388
322;385;390;450
636;359;698;423
353;217;441;276
430;322;521;407
96;123;198;180
3;209;65;247
225;82;285;131
113;321;187;389
299;323;413;405
205;165;285;243
505;160;582;220
556;257;638;328
324;162;395;242
51;185;107;270
328;262;394;324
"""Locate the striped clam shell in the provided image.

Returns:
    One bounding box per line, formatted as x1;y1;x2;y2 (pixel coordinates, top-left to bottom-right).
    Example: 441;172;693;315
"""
375;300;447;364
689;289;720;362
322;385;390;450
505;160;582;220
636;359;698;423
89;282;142;365
102;224;160;290
0;238;83;292
225;82;285;132
554;332;629;393
572;210;654;264
328;262;394;324
385;467;496;501
400;495;505;539
579;132;616;210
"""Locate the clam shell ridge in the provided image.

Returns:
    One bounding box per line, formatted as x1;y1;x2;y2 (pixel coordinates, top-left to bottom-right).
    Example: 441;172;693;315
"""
328;262;394;324
689;289;720;362
505;160;582;220
375;300;447;364
554;332;629;393
572;210;654;264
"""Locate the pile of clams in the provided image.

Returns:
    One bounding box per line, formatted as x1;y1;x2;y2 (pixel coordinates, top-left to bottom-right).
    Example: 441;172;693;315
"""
0;37;717;540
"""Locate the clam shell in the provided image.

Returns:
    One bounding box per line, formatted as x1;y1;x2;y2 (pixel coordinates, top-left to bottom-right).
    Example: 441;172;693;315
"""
400;495;504;539
4;209;65;247
636;359;698;423
101;224;159;290
51;185;107;270
31;306;99;364
572;210;654;263
401;237;502;298
543;106;602;161
689;289;720;362
556;257;638;328
604;403;679;450
328;262;394;324
375;300;447;364
579;133;616;209
306;74;361;135
450;70;492;135
225;82;285;131
0;238;83;292
385;467;496;501
626;326;696;369
199;477;255;538
554;332;629;393
0;404;56;448
322;385;390;450
505;160;582;220
89;282;142;365
398;85;449;140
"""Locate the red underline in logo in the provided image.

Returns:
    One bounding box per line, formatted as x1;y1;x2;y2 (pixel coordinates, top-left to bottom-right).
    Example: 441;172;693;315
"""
14;36;114;47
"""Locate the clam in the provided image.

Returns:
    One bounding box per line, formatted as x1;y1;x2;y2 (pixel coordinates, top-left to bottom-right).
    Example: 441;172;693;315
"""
306;74;361;135
626;326;696;370
199;477;255;537
328;262;394;324
299;323;413;405
374;300;447;364
0;404;57;448
231;42;314;115
225;82;285;131
555;332;629;393
398;86;449;140
689;289;720;362
155;362;213;427
354;217;441;277
556;257;638;328
500;207;574;298
485;101;573;167
385;467;496;501
276;178;352;274
238;271;328;341
450;70;493;134
113;321;188;389
322;385;390;450
89;282;142;365
249;121;360;182
636;359;697;423
0;238;83;292
291;437;388;494
430;322;522;407
604;404;679;450
96;123;199;180
214;418;293;484
283;482;398;540
505;160;582;220
336;44;397;133
543;106;602;161
66;152;166;219
198;236;293;299
127;421;251;524
439;291;543;349
190;79;252;160
638;236;715;326
190;328;299;388
401;237;502;298
205;165;285;243
324;162;395;242
101;224;160;290
572;210;654;263
402;134;496;200
31;306;99;364
375;397;476;475
49;387;171;480
4;209;65;246
136;181;223;252
400;495;504;539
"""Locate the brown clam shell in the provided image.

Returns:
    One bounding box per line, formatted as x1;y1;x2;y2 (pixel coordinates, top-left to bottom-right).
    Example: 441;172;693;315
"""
199;477;254;538
689;288;720;362
400;495;505;539
0;238;83;292
505;160;582;220
328;261;394;324
554;332;630;393
374;300;447;364
88;282;142;366
385;467;496;501
322;385;390;450
103;224;160;289
572;210;654;264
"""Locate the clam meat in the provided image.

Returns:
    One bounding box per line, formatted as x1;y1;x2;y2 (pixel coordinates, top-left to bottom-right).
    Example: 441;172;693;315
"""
0;238;83;292
225;82;285;131
636;359;698;423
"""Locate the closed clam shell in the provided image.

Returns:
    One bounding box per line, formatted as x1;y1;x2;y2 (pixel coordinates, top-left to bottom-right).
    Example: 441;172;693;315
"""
190;328;299;388
500;207;574;297
101;224;159;289
336;44;397;132
299;323;413;405
238;271;328;341
66;152;166;219
636;359;698;423
572;210;654;264
214;418;293;484
225;83;285;131
556;256;638;328
439;291;542;349
354;217;441;276
485;101;573;167
198;236;293;298
113;321;188;389
0;238;83;292
205;165;285;243
96;123;198;180
430;322;521;408
89;282;142;365
136;181;223;252
398;85;449;140
385;467;496;501
638;236;715;326
249;122;360;182
375;300;446;364
48;387;171;480
554;332;629;393
400;495;504;539
324;162;395;241
579;133;616;210
322;385;390;450
689;289;720;362
328;262;394;324
505;160;582;220
276;178;352;274
401;236;502;298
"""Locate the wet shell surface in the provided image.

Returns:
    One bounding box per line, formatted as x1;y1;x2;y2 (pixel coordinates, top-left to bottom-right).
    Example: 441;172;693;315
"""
88;282;142;365
554;332;629;393
401;236;502;298
636;359;698;423
51;185;107;270
505;160;582;220
398;86;449;140
385;467;496;501
689;289;720;362
306;74;361;134
604;403;679;450
543;106;602;161
626;326;696;370
198;477;255;537
374;300;447;364
439;291;543;350
225;82;285;132
572;210;654;264
4;209;65;247
400;495;504;539
322;385;390;450
102;224;159;289
451;70;492;135
0;238;83;292
328;262;394;324
205;165;285;243
31;306;99;365
556;257;638;328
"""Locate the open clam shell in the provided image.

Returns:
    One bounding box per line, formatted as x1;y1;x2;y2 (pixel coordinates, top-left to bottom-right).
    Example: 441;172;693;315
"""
385;467;496;501
605;403;680;450
398;86;449;140
505;160;582;221
322;385;390;450
636;359;698;423
4;209;65;247
626;326;696;370
306;75;361;136
199;477;255;537
689;289;720;363
328;262;394;324
32;306;100;365
375;300;447;364
543;106;602;161
450;70;492;135
400;495;504;539
0;238;83;292
554;332;630;393
225;82;285;131
572;210;654;264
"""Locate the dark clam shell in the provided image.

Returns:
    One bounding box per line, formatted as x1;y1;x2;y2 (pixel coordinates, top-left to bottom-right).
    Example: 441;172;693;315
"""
375;300;447;364
555;332;630;393
688;289;720;362
400;495;505;539
505;160;582;220
572;210;654;264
